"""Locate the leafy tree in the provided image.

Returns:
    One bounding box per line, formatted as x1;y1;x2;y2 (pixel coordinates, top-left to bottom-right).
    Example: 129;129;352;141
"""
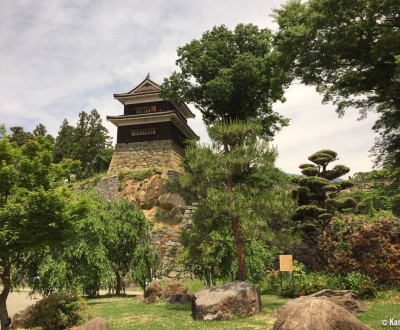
33;124;55;145
53;119;75;163
72;110;113;177
50;158;82;185
36;192;111;297
178;120;296;282
37;194;159;296
0;189;72;329
273;0;400;168
161;23;291;136
19;136;53;191
0;125;18;205
99;199;157;295
53;110;113;177
9;126;33;146
291;150;355;261
0;126;74;329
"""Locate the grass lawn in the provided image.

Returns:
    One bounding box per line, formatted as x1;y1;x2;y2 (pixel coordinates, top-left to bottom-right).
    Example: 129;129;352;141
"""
357;291;400;330
85;288;400;330
86;294;288;330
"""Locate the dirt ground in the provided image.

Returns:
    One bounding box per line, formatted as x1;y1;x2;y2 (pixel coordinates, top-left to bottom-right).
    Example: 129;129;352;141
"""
3;288;40;318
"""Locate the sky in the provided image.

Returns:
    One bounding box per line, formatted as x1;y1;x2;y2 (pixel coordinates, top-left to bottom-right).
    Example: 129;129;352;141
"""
0;0;380;177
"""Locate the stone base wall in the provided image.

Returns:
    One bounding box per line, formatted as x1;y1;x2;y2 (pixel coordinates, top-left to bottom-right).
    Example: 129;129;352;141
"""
151;206;196;280
107;140;184;174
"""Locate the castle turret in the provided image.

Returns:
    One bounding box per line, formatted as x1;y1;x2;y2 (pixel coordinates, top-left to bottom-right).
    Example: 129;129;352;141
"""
107;76;199;173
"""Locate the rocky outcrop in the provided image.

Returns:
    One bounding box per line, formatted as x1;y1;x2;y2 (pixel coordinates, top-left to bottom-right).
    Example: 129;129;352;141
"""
273;297;370;330
69;317;110;330
151;206;195;280
192;281;261;321
158;193;186;212
94;169;196;280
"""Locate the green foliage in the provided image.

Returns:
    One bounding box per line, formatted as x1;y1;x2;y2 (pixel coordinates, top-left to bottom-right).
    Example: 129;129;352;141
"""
53;110;113;178
273;0;400;169
100;199;159;293
37;194;160;296
263;267;378;299
53;119;75;163
18;136;53;190
353;169;396;181
346;181;400;216
291;150;354;254
50;158;82;185
24;292;87;330
161;23;291;136
344;271;378;299
9;126;34;146
177;120;296;283
126;168;156;181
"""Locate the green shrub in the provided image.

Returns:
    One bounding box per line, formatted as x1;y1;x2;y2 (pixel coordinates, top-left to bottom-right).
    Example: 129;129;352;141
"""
344;271;378;299
297;272;346;296
24;292;87;330
128;168;156;181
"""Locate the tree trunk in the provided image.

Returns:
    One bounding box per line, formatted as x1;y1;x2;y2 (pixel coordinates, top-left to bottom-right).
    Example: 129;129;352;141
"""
231;215;246;281
115;271;121;296
0;260;11;330
226;164;246;282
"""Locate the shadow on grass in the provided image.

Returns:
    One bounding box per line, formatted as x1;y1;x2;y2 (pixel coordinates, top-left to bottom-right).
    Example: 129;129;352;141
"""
87;293;141;299
165;303;192;312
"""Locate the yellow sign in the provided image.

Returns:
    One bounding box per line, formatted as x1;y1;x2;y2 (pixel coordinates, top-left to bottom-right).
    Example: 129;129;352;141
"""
279;255;294;272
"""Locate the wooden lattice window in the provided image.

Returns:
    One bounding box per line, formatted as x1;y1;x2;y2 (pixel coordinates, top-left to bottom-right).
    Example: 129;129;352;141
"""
135;107;151;114
131;128;156;136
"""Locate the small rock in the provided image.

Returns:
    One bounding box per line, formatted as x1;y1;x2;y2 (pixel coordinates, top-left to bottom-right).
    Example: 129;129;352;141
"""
69;317;110;330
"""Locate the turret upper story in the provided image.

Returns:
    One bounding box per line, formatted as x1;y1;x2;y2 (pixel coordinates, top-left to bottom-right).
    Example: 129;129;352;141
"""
112;75;195;122
107;75;199;143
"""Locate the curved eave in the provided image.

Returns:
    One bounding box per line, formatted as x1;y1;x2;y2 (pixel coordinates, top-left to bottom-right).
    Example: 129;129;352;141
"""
172;100;195;119
106;112;199;141
113;92;161;105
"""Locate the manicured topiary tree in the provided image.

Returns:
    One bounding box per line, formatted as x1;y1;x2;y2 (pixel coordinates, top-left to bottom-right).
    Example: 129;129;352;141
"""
292;150;355;251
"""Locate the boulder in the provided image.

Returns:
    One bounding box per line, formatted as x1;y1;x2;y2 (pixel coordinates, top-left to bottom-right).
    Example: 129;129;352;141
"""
162;282;189;303
158;193;186;211
163;282;187;298
135;174;165;210
273;289;368;316
167;294;192;303
309;289;368;313
12;305;34;329
144;280;162;304
273;297;370;330
69;317;110;330
192;281;261;321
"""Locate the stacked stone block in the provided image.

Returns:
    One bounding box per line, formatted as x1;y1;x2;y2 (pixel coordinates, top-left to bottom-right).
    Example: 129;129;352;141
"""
150;206;196;280
107;140;183;174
